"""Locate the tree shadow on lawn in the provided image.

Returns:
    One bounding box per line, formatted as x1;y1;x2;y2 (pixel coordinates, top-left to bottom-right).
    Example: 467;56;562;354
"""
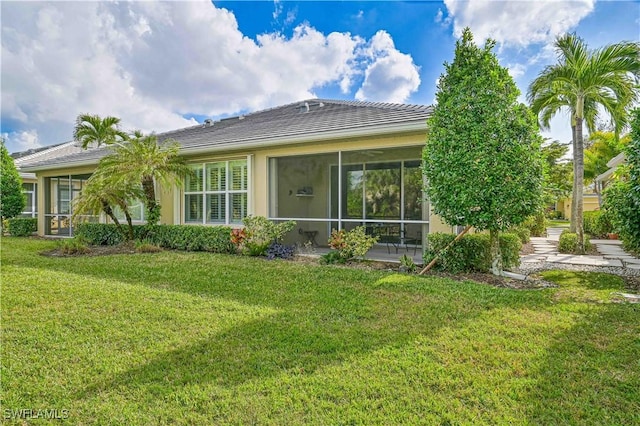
74;273;552;406
524;301;640;424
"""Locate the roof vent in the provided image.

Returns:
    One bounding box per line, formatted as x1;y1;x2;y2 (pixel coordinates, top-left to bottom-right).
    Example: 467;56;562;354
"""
203;119;214;127
299;102;310;113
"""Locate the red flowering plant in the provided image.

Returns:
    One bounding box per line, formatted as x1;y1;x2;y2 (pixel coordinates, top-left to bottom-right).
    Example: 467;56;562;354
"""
230;228;247;253
327;226;377;261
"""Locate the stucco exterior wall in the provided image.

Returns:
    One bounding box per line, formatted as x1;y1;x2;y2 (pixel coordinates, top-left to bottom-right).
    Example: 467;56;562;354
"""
555;194;600;220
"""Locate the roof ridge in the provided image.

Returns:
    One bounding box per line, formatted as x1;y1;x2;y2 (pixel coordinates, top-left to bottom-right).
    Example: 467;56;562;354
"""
14;141;76;165
314;98;431;111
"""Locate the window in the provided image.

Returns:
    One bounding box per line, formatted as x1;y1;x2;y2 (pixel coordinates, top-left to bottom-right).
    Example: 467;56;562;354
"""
22;182;37;218
113;199;145;222
184;159;248;225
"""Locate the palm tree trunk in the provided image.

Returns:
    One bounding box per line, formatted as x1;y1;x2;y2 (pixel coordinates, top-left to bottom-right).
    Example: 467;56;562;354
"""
574;117;586;253
142;177;160;225
569;124;578;232
116;200;135;241
101;199;124;235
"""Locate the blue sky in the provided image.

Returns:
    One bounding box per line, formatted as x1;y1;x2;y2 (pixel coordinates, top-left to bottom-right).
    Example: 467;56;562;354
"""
2;0;639;153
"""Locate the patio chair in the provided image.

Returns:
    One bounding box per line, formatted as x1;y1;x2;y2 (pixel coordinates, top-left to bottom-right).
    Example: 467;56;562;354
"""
403;230;422;255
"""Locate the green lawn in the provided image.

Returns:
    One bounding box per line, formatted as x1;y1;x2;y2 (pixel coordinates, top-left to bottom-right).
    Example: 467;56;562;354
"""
2;238;639;425
547;219;571;228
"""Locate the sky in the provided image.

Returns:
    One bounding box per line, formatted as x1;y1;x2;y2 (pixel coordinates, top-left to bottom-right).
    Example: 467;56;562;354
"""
1;0;639;153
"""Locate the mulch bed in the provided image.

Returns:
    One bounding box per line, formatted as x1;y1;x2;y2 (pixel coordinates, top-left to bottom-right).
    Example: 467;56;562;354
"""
38;245;568;291
421;270;557;289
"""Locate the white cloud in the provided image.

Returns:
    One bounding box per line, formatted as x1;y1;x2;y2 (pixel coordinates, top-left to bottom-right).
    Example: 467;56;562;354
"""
355;31;421;103
1;1;420;152
272;0;282;21
443;0;595;47
507;63;526;79
2;130;42;152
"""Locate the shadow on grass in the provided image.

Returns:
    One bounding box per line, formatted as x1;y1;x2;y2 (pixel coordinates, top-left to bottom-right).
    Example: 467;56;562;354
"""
77;278;551;404
525;302;640;424
4;238;556;408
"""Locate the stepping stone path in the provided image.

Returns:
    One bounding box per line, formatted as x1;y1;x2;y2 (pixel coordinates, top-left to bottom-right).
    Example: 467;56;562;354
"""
521;227;640;270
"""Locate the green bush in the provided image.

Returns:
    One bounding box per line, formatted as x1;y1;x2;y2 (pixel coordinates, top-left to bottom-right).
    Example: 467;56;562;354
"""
6;218;37;236
545;210;564;220
328;226;379;260
603;181;640;254
583;210;613;238
242;216;296;256
75;223;130;245
423;232;522;273
523;212;546;237
508;225;531;244
557;230;593;254
75;223;234;253
57;236;90;255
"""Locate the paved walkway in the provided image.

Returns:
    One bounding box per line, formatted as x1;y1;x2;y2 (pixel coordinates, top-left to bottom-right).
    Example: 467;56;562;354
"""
521;227;640;270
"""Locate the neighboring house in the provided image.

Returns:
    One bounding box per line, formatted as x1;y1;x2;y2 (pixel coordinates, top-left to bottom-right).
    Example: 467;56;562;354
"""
554;152;627;218
555;194;600;219
20;99;457;251
595;152;626;193
12;141;85;218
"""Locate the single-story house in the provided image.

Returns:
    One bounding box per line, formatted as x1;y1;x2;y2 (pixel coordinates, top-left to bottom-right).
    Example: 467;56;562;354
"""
19;99;458;252
555;193;601;219
555;151;628;218
12;141;84;218
595;152;626;193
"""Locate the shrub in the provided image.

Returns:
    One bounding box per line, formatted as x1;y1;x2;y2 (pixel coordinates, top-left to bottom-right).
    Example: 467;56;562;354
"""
423;232;522;273
603;181;640;253
75;223;234;253
135;240;162;253
399;254;417;273
523;212;546;237
266;242;295;260
320;250;347;265
545;210;564;220
230;228;247;253
508;225;531;244
328;226;379;260
558;230;593;254
242;216;296;256
583;210;613;238
7;217;37;237
75;223;129;245
57;236;90;255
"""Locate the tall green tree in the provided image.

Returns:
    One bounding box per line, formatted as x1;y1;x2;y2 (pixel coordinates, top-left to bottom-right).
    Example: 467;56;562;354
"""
528;33;640;252
423;28;544;275
584;130;629;186
73;114;128;149
98;133;189;225
603;108;640;253
0;140;26;221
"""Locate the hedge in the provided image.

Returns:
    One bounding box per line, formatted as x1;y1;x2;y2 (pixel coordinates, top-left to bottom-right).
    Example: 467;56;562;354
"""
423;232;522;273
75;223;234;253
6;217;37;237
583;210;613;239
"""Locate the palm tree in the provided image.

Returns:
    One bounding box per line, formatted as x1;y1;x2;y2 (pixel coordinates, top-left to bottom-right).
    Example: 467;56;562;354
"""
98;133;190;225
528;33;640;252
73;114;128;149
72;172;143;240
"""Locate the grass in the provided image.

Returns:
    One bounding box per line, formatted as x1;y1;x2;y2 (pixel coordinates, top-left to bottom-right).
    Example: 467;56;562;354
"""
547;219;571;228
2;237;639;425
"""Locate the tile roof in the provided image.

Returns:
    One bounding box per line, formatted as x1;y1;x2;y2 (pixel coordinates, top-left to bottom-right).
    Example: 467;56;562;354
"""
21;99;432;171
